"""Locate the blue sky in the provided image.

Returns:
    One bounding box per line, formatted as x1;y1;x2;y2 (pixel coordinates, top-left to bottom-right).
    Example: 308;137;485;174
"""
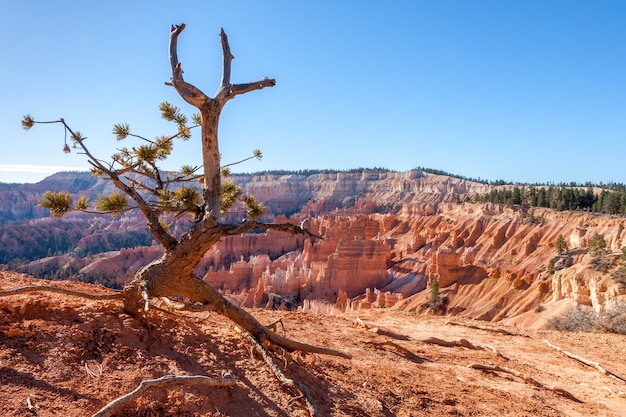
1;1;625;184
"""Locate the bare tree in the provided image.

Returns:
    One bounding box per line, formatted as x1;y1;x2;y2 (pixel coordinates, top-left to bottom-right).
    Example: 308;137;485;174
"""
21;24;348;360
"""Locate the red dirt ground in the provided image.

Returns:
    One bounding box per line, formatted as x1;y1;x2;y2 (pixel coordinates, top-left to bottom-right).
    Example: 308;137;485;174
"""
1;271;625;416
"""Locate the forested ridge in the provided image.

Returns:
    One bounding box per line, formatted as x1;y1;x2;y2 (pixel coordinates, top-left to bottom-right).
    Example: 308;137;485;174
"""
476;184;626;214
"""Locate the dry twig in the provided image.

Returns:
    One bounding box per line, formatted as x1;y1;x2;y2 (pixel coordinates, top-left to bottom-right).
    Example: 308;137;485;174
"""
354;317;410;340
444;320;526;337
265;318;286;336
364;340;424;363
353;317;369;329
92;374;236;417
468;363;581;402
543;339;626;383
419;337;506;358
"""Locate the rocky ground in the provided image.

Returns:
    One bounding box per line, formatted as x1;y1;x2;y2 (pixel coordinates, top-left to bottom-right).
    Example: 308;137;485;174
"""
1;272;625;416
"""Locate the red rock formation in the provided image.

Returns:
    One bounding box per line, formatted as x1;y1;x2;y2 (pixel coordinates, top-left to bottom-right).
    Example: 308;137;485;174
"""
9;171;626;329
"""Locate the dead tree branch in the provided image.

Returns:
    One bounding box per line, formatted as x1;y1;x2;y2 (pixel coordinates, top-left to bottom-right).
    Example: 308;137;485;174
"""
543;339;626;383
418;337;506;358
444;320;527;337
353;316;369;329
266;330;352;359
353;316;410;340
92;374;236;417
364;340;424;363
265;318;286;336
468;363;582;402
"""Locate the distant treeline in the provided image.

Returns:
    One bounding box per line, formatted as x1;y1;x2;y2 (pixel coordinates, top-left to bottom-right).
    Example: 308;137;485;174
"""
236;167;395;176
414;167;498;184
475;185;626;214
413;167;626;190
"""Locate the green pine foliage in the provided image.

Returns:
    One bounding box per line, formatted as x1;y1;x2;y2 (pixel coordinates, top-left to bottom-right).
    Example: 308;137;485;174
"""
555;235;568;255
429;277;441;307
477;184;626;215
589;233;607;258
25;103;265;221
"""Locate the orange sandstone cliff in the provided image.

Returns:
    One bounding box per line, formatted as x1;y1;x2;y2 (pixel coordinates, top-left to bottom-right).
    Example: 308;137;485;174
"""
8;170;626;329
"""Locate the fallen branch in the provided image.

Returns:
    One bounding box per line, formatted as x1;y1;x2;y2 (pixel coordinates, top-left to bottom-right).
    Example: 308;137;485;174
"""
235;326;317;417
444;320;526;337
26;396;38;411
92;374;236;417
364;340;424;363
419;337;506;358
353;317;410;340
386;385;404;400
369;327;411;340
543;339;626;383
468;363;581;402
0;285;122;300
267;330;352;359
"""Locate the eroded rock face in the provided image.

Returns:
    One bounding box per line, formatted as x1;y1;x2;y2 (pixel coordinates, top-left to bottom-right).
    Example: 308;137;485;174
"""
8;170;626;327
194;199;626;328
200;215;393;309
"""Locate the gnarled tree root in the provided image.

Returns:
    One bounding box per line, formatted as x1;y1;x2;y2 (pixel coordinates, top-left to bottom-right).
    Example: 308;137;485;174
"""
468;363;582;402
2;283;351;360
235;326;318;417
543;339;626;383
91;374;236;417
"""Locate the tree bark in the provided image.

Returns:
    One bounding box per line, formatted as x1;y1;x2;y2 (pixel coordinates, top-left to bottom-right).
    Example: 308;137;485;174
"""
124;215;349;357
168;24;274;223
120;24;351;359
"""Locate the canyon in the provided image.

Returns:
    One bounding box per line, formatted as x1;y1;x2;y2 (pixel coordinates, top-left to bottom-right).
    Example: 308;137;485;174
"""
3;169;626;329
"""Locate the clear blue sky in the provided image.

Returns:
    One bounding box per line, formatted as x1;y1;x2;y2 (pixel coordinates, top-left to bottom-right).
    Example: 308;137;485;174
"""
1;1;625;184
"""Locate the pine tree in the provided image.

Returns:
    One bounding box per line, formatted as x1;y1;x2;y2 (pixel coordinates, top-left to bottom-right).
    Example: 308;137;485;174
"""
589;233;607;257
511;187;523;206
23;24;346;360
555;235;568;255
430;277;441;308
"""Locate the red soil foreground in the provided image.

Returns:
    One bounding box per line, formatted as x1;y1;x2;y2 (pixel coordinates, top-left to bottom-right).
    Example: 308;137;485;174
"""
1;272;625;416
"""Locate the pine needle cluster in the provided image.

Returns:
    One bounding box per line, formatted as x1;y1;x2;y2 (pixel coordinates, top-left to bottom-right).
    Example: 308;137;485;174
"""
25;102;265;223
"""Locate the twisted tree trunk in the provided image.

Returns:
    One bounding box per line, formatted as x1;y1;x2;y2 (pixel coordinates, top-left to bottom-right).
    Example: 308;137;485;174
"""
121;23;344;363
124;221;348;358
14;23;350;417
